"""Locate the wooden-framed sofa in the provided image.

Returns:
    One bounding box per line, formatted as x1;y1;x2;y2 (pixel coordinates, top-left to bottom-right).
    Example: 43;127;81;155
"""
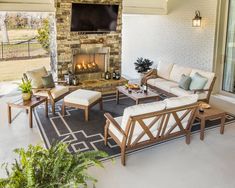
104;95;199;166
145;62;216;103
24;67;70;115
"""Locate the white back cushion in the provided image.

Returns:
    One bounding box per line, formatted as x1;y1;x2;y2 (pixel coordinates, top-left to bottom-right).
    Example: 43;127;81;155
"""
164;94;198;109
157;62;174;80
121;101;166;143
169;64;192;83
190;69;215;90
164;95;198;131
121;101;166;129
26;67;47;88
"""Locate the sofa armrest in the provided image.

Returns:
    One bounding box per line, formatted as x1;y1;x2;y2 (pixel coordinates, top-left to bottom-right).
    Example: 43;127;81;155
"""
104;113;126;137
141;69;158;85
192;89;210;94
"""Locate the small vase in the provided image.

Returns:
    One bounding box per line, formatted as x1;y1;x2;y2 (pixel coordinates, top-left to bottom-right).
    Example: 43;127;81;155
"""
22;92;31;101
139;73;145;85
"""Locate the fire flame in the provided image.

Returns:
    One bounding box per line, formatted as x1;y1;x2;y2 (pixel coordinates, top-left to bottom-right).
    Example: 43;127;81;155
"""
76;60;98;72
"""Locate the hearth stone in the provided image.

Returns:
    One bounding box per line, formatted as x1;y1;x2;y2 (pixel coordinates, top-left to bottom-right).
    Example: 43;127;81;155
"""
68;77;128;94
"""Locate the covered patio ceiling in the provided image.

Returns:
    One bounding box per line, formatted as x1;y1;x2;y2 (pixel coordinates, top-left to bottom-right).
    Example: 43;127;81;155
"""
0;0;55;12
0;0;168;14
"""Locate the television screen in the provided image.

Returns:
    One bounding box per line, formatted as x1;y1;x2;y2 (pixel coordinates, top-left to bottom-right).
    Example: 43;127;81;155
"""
71;3;119;32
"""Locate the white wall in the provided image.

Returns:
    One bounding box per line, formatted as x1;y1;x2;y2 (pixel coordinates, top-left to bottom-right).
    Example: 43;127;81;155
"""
122;0;218;79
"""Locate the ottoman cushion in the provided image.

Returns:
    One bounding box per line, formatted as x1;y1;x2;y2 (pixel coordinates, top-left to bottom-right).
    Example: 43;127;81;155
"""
64;89;102;106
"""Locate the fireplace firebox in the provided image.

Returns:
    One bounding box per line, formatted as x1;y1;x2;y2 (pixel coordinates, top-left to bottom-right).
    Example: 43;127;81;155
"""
72;47;110;80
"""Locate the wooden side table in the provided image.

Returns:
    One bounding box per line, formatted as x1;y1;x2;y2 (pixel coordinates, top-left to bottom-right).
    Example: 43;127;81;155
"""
7;96;48;128
196;107;226;140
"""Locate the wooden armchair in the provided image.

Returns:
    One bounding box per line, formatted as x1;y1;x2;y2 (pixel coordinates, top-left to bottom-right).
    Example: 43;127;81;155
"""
24;67;70;115
104;96;199;166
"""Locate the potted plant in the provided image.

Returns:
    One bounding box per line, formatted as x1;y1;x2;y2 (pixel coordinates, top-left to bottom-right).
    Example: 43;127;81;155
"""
19;77;32;101
0;142;108;188
134;58;154;82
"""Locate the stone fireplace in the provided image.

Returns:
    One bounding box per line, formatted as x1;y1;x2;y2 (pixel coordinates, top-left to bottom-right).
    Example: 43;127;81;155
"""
55;0;122;81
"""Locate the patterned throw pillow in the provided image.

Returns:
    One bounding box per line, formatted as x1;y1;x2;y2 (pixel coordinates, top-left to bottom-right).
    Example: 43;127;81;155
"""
189;72;208;90
179;74;192;90
41;74;55;88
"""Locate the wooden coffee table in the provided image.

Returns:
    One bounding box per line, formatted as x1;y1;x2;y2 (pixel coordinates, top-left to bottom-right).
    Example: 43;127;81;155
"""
196;107;226;140
7;96;48;128
116;86;160;105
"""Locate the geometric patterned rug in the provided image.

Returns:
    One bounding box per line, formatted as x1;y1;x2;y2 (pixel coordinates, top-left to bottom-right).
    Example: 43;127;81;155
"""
35;93;235;160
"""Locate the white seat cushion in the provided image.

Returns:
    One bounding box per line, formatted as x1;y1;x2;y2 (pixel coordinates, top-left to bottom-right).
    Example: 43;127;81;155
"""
34;85;69;99
169;64;192;83
170;87;207;100
157;62;174;80
190;69;215;90
64;89;102;106
109;116;123;142
147;78;165;86
153;80;178;93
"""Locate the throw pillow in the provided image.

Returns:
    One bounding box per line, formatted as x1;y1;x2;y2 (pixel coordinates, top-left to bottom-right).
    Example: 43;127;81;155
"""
41;74;55;88
26;67;47;88
189;72;208;90
178;74;192;90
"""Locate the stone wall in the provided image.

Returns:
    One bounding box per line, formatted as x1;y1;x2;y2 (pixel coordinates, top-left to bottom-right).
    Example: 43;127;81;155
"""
55;0;122;79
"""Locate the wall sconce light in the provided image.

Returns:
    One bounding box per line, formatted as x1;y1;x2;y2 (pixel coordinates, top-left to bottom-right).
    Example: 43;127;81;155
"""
192;10;202;27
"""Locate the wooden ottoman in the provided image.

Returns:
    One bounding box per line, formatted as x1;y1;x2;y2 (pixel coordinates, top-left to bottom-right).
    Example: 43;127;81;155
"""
62;89;102;121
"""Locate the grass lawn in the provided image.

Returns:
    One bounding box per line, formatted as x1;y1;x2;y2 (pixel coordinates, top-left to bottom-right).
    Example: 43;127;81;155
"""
0;29;37;42
0;42;47;59
0;57;50;81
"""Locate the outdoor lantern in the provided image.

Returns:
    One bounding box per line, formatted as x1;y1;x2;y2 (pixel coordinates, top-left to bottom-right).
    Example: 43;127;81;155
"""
192;10;202;27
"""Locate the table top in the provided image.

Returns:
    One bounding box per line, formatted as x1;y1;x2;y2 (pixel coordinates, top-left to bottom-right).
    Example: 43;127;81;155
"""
117;86;159;100
196;107;226;119
8;96;47;108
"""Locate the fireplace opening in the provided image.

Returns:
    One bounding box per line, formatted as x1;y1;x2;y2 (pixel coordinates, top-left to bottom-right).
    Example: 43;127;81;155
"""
72;47;110;81
74;53;105;74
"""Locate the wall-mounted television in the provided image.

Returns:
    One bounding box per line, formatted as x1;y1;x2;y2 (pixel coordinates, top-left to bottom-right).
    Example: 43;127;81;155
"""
71;3;119;33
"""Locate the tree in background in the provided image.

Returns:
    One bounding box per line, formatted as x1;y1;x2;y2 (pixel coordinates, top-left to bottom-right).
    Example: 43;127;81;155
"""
0;12;9;43
36;19;50;52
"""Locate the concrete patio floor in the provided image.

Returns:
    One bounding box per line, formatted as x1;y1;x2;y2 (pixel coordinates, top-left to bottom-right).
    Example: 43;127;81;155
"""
0;93;235;188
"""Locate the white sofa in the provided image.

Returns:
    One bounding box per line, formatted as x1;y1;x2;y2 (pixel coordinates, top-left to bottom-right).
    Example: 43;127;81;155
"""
104;95;199;165
147;62;216;103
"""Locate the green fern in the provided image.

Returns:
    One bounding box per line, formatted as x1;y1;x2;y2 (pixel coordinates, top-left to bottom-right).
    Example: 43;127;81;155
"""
0;142;108;188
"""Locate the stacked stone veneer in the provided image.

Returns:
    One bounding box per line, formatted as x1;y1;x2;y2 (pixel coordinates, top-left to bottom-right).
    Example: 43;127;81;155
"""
55;0;122;79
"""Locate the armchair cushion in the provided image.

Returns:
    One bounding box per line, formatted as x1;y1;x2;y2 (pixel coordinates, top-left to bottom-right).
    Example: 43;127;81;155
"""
26;67;47;88
34;85;69;99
